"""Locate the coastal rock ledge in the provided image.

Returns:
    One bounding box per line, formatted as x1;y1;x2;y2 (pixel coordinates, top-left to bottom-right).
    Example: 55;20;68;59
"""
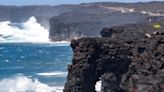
64;24;164;92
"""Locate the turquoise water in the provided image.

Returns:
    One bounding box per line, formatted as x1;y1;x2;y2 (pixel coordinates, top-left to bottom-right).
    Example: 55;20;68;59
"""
0;43;72;92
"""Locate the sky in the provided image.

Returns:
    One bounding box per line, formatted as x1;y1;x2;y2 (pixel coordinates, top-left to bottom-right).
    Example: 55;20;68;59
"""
0;0;163;6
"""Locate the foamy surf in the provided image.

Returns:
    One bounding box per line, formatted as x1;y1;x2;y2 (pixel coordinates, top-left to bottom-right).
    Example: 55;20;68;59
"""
0;75;63;92
95;80;102;92
0;16;50;43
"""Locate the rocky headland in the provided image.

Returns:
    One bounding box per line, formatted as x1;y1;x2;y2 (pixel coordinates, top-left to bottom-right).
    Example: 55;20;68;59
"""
64;21;164;92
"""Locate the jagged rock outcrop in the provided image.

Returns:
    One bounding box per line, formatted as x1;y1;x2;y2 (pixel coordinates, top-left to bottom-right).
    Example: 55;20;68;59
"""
100;19;164;40
64;23;164;92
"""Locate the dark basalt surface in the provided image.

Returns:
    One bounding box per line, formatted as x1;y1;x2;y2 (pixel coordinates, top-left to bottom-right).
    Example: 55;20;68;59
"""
100;18;164;40
64;23;164;92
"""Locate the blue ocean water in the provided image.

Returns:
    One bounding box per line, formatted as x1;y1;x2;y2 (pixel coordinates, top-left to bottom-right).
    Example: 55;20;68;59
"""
0;43;72;92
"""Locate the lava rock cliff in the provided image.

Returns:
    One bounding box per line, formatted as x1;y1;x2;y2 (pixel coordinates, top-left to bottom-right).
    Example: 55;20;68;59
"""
64;23;164;92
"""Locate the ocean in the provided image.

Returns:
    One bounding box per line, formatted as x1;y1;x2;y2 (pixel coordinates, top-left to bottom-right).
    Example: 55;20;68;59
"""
0;17;73;92
0;43;72;92
0;16;102;92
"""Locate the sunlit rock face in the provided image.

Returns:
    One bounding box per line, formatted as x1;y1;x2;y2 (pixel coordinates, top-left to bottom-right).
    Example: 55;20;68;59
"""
64;22;164;92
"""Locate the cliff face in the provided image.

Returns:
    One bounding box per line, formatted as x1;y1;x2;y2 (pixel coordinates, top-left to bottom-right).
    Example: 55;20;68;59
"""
49;1;164;41
64;23;164;92
49;12;147;41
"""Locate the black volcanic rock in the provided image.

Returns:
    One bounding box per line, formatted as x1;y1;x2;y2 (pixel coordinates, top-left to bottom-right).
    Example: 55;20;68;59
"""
64;23;164;92
100;17;164;41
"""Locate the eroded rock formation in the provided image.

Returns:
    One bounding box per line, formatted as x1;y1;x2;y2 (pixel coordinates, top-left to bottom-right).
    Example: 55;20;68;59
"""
64;23;164;92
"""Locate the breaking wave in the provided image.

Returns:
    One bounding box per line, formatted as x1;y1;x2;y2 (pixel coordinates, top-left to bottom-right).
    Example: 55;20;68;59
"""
0;17;50;43
0;75;63;92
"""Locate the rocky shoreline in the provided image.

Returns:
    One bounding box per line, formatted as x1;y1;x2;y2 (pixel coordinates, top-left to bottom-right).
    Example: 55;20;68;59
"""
0;2;164;41
64;22;164;92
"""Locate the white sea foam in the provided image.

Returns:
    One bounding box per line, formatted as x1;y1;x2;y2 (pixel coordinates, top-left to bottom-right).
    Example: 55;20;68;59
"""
95;80;102;92
0;75;63;92
37;71;67;77
0;16;50;43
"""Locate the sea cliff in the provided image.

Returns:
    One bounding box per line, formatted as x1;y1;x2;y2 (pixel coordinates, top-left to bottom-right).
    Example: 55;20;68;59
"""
49;1;164;41
64;23;164;92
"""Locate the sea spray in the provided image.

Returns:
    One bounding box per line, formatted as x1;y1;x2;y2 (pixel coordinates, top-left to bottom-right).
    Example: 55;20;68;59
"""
0;75;63;92
0;16;49;43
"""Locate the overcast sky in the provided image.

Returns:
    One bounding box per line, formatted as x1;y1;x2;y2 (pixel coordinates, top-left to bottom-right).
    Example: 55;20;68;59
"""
0;0;163;6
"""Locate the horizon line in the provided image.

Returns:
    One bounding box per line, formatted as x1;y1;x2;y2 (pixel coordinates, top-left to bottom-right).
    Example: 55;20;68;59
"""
0;1;163;6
